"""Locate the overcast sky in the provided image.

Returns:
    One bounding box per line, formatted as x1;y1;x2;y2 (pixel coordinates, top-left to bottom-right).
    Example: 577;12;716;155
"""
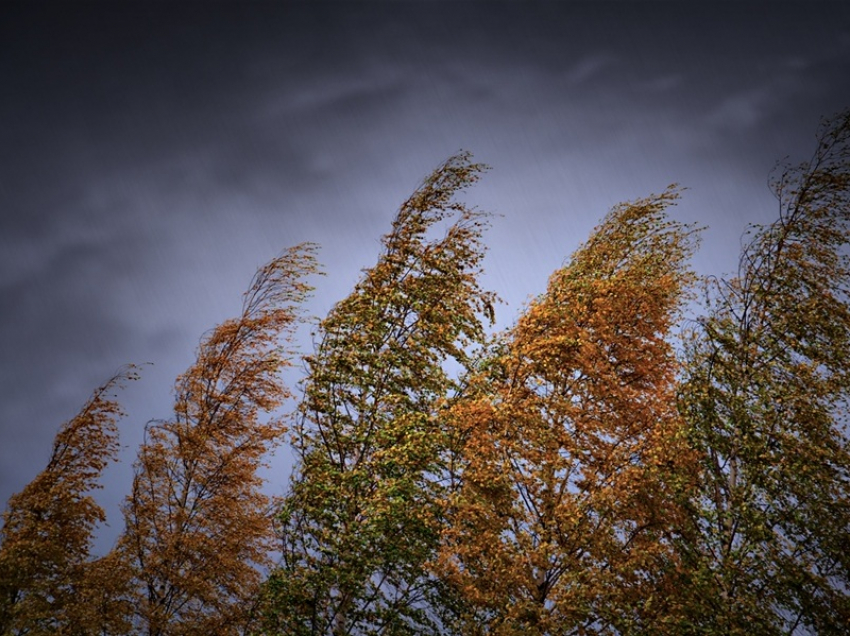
2;2;850;550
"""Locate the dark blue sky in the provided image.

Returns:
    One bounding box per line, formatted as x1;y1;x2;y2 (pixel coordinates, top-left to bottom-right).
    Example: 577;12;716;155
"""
2;1;849;549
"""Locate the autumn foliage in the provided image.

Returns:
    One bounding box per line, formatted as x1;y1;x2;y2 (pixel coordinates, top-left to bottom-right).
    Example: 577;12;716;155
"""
2;111;850;635
119;244;319;635
437;188;701;635
0;368;139;634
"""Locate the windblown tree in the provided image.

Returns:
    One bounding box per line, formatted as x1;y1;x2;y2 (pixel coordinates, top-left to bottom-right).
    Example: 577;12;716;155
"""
260;153;496;635
5;113;850;636
677;111;850;634
118;244;319;636
0;368;139;635
437;189;701;635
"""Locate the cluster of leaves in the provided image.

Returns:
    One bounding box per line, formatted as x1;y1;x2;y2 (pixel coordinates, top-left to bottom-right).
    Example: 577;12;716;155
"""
2;111;850;635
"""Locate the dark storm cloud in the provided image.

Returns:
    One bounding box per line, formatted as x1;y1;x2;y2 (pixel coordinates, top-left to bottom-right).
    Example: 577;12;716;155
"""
2;1;849;547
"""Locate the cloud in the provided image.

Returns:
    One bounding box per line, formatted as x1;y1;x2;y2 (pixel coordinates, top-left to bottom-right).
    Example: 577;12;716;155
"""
644;74;684;93
564;53;616;86
707;85;777;131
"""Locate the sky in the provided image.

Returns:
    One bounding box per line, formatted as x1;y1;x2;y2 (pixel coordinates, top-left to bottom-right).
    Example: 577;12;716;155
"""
2;1;850;550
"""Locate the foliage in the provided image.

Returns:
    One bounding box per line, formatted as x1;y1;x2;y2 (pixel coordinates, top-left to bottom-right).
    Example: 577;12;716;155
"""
677;110;850;635
436;189;701;635
118;245;319;636
259;153;496;635
0;367;139;635
4;111;850;636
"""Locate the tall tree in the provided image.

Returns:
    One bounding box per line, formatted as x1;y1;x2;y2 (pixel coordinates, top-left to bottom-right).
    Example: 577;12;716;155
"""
260;153;496;635
118;244;319;636
437;189;701;635
0;367;139;635
677;111;850;634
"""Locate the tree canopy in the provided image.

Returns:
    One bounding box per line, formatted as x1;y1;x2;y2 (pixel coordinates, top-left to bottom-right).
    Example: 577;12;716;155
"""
2;110;850;635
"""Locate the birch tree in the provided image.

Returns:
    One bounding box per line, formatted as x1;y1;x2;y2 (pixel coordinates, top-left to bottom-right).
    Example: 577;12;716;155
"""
260;153;495;635
438;189;701;635
678;110;850;634
119;245;318;636
0;368;138;635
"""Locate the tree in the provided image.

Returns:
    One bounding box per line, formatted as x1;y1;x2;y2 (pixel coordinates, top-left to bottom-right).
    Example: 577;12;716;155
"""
677;110;850;634
7;112;850;636
260;153;496;635
0;367;139;635
117;244;319;636
437;189;701;635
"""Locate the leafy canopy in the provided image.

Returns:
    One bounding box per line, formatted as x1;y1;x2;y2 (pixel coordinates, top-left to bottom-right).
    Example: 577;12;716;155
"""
3;111;850;636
